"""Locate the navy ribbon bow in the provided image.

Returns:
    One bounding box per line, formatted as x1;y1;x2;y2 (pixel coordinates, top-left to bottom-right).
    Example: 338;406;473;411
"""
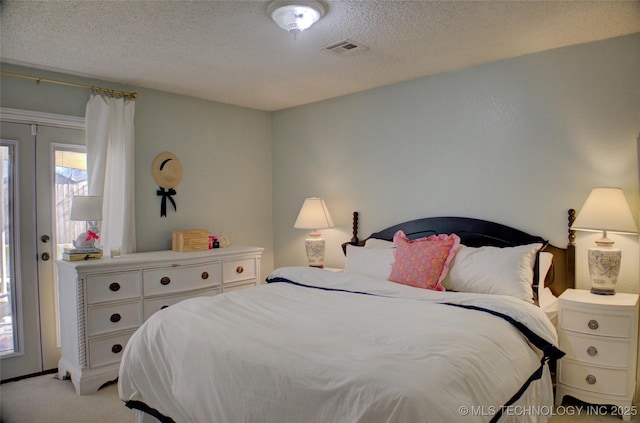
157;187;177;217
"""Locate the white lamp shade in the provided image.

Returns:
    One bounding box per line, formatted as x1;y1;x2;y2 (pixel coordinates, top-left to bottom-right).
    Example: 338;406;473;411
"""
294;197;334;230
571;187;638;234
70;196;103;221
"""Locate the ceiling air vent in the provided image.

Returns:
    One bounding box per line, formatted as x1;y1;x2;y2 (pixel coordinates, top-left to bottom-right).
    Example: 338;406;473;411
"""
323;39;368;56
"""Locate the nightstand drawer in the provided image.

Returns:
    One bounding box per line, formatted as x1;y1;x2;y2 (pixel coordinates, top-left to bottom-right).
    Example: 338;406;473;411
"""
86;271;141;304
559;359;630;397
88;332;133;368
223;258;257;284
87;301;142;336
559;331;630;367
143;263;221;296
143;287;220;320
560;308;632;338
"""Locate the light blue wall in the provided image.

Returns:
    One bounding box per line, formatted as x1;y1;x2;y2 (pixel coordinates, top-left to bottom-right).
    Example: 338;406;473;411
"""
1;63;275;276
272;33;640;293
3;33;640;289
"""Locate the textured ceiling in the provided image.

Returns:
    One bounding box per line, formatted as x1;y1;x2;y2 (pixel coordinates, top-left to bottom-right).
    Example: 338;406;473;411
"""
1;1;639;111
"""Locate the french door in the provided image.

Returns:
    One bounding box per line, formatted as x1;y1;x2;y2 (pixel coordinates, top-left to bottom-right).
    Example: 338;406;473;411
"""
0;119;85;380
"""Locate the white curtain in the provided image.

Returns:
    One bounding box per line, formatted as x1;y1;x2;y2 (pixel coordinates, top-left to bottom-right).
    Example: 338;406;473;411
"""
85;94;136;254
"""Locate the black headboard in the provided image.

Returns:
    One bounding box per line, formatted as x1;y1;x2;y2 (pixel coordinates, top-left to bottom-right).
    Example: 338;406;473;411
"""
367;216;547;248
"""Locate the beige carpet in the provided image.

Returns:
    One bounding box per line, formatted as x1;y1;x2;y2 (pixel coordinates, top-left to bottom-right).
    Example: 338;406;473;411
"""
1;374;135;423
1;373;638;422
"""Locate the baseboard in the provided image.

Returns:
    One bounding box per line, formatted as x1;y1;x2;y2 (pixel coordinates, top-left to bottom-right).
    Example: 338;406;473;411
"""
1;368;58;384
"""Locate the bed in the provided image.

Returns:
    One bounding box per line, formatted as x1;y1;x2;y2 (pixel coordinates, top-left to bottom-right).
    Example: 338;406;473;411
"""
119;211;576;423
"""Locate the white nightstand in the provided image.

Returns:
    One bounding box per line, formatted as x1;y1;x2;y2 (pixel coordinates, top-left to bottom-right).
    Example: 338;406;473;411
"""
555;288;639;421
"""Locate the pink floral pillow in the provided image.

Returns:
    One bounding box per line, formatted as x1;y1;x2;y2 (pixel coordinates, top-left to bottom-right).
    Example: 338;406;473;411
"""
388;230;461;291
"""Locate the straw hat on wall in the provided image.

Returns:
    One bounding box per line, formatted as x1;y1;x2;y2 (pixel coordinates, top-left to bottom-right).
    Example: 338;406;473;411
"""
151;151;183;189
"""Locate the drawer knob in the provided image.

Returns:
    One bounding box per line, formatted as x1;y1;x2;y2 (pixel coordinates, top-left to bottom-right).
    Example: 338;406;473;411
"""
201;271;209;279
587;319;599;330
236;266;244;274
586;346;598;357
109;282;121;292
160;276;171;285
585;374;597;385
110;313;121;323
111;344;123;354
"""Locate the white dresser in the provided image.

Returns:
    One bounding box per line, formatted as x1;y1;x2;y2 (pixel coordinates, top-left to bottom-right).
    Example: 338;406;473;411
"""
56;246;263;395
555;289;639;421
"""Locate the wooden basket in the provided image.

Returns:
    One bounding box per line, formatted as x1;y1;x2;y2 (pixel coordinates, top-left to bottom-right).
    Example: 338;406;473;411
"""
172;230;210;252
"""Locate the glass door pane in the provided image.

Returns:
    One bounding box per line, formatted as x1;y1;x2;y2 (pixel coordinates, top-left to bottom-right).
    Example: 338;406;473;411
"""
0;142;17;356
54;148;88;260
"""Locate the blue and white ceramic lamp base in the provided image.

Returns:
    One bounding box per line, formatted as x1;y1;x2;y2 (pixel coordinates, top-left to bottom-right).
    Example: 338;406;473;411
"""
588;245;621;295
304;232;326;268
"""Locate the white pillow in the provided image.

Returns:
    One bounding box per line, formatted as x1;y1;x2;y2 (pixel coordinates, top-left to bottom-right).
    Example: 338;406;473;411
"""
364;238;394;249
537;251;556;304
344;244;394;279
442;243;543;303
538;251;553;290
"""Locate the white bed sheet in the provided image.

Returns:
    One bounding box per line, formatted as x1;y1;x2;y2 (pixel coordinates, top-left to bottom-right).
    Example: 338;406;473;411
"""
119;267;561;423
539;287;559;328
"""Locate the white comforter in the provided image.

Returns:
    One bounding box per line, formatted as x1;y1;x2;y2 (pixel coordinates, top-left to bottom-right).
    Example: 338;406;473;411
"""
119;267;560;423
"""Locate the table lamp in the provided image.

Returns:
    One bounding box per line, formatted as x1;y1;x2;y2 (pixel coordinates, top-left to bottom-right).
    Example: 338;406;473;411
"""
70;196;103;249
294;197;334;268
571;187;638;295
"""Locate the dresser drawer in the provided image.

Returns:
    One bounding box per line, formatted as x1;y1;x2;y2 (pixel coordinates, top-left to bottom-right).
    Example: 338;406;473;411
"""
86;271;141;304
559;359;631;397
559;331;631;367
223;258;256;284
143;287;220;320
143;263;221;296
88;332;133;369
87;301;142;337
560;308;632;338
223;281;256;293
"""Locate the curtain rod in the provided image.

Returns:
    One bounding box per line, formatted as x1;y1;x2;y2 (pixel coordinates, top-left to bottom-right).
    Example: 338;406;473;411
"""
0;71;138;100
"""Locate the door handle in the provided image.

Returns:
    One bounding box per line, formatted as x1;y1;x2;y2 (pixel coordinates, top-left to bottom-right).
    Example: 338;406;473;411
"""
41;252;51;261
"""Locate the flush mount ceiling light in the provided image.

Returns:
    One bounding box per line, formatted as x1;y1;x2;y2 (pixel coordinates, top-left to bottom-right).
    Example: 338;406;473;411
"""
267;1;325;34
